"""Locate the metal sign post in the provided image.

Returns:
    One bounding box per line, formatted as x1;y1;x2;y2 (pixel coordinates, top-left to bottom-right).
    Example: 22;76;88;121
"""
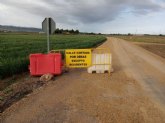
46;18;50;52
42;17;56;53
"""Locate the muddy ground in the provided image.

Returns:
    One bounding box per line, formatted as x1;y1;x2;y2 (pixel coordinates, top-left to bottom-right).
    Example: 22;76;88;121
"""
0;37;165;123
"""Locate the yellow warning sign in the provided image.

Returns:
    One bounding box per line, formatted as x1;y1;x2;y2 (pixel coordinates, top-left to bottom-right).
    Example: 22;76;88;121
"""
65;49;91;68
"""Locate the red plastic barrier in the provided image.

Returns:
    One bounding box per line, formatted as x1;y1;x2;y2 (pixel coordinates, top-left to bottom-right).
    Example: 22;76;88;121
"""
29;53;62;76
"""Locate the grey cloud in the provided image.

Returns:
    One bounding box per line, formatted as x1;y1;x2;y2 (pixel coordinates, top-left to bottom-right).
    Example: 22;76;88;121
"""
1;0;164;25
63;0;163;23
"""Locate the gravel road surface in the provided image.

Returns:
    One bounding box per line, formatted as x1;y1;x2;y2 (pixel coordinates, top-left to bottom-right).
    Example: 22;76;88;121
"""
1;37;165;123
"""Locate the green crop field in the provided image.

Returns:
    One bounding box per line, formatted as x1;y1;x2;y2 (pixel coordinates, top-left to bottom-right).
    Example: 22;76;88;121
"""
0;33;106;79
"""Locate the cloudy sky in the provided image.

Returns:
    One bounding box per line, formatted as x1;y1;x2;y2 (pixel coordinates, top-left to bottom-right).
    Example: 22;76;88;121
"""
0;0;165;34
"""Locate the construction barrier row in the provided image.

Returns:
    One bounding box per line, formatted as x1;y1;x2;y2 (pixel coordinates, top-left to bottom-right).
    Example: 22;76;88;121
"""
29;48;112;76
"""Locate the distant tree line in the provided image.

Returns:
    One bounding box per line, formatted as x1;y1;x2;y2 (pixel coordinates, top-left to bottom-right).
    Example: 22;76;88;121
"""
54;28;79;34
80;32;102;35
54;29;104;35
144;34;164;36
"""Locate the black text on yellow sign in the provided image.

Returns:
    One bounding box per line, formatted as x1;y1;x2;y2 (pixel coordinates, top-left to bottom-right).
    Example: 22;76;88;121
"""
65;49;91;68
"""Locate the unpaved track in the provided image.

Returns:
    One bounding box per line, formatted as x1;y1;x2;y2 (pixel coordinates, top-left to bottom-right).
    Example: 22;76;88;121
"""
1;37;165;123
110;37;165;104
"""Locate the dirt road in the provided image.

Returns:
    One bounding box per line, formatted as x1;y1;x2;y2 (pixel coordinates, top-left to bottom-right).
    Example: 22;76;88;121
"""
1;37;165;123
110;38;165;105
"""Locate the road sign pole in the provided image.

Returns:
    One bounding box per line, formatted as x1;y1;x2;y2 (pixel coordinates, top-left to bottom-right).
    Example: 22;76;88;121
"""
47;18;50;53
42;17;55;53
